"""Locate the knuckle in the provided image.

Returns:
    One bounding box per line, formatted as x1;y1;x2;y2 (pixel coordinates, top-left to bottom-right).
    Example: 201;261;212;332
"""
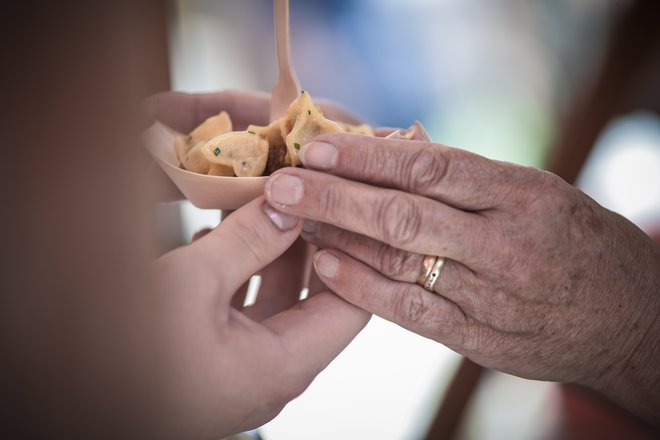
405;146;449;195
389;284;428;325
376;193;422;247
338;135;391;181
376;243;420;281
531;171;571;213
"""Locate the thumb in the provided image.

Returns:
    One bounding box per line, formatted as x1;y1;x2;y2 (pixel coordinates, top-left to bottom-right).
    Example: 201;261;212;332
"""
191;196;302;299
262;292;371;386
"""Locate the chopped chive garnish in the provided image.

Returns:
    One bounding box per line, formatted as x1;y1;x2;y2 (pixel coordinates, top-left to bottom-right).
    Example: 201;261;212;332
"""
294;143;301;150
248;130;256;134
213;147;221;156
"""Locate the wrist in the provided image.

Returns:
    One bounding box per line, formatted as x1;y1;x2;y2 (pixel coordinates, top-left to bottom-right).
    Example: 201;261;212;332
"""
584;242;660;426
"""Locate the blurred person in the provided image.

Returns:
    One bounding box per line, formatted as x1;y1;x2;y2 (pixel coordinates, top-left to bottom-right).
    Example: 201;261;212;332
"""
1;3;367;439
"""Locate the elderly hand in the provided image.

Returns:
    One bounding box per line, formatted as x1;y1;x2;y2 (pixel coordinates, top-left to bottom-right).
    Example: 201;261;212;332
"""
148;196;369;438
263;133;660;425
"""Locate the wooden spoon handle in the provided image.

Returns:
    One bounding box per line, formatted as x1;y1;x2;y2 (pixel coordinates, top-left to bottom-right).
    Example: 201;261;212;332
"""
270;0;301;121
274;0;292;77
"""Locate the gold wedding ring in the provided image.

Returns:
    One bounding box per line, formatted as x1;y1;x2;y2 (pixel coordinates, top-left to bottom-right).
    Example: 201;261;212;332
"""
417;255;445;292
417;255;437;285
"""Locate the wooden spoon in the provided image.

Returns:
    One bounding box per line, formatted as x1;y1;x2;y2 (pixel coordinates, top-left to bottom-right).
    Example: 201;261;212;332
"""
270;0;301;122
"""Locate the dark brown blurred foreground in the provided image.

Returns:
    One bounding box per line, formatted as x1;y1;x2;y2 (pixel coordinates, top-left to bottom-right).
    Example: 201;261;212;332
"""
0;2;170;438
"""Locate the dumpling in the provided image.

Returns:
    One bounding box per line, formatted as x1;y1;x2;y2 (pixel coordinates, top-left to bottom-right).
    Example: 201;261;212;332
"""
247;120;284;147
339;122;375;137
172;91;381;177
202;131;269;177
189;111;232;145
280;91;343;166
182;141;211;174
177;111;233;174
247;121;290;174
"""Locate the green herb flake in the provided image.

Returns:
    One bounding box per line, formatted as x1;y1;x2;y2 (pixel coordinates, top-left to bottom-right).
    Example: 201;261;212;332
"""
248;130;256;135
213;147;221;156
294;143;301;150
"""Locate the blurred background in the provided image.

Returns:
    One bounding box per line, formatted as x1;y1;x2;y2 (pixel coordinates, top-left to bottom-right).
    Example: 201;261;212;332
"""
159;0;660;438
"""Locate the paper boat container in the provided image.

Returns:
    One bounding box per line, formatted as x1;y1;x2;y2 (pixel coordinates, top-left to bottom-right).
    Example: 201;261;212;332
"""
143;122;267;210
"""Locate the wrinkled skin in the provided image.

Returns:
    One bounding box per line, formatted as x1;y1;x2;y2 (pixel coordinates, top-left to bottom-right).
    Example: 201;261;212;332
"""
263;132;660;426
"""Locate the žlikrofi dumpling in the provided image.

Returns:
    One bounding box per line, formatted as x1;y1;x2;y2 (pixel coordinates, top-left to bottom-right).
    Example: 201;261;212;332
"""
246;121;289;174
182;141;212;174
189;111;232;145
173;91;375;177
202;131;269;177
247;120;283;147
280;91;343;166
339;122;375;137
174;111;233;174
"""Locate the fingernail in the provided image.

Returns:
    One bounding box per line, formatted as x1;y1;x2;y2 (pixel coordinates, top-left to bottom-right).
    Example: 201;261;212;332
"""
302;219;319;234
268;174;304;206
299;141;337;170
314;251;340;279
263;204;299;230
